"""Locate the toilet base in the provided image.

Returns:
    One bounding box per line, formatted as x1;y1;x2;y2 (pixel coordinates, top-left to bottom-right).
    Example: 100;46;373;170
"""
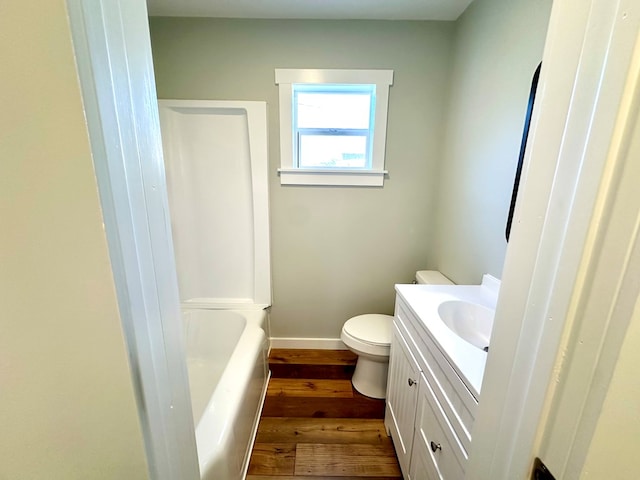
351;353;389;399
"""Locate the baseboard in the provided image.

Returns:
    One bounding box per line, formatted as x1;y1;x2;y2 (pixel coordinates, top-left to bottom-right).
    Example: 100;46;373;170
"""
269;337;347;350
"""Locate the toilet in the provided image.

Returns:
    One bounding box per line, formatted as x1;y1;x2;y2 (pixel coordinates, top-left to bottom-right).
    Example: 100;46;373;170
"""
341;270;453;399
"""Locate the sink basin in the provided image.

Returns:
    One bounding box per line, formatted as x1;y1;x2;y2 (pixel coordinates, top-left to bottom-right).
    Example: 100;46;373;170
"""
437;300;495;351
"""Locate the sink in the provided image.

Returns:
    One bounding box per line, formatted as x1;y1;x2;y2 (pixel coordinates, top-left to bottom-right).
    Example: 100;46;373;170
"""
437;300;495;351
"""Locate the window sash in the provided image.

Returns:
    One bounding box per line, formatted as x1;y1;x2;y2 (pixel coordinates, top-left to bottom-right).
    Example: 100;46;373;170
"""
297;128;370;136
293;85;375;169
296;128;371;169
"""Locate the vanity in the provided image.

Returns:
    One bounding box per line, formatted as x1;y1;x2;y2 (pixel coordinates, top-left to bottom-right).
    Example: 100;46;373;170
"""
384;276;499;480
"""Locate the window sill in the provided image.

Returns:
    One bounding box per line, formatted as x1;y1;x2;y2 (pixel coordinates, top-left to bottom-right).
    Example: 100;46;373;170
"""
277;168;388;187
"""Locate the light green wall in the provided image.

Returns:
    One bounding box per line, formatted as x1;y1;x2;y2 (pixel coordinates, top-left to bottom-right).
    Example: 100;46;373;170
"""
0;2;148;478
150;18;455;338
433;0;552;284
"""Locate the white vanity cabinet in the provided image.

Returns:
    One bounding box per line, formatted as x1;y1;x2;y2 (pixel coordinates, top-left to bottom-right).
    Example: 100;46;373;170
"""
386;321;421;474
385;292;479;480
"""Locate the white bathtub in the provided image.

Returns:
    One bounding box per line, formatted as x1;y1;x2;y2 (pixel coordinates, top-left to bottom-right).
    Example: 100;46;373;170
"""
183;308;270;480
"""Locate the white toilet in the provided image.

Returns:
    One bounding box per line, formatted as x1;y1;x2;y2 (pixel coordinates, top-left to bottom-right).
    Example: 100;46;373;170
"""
341;270;453;399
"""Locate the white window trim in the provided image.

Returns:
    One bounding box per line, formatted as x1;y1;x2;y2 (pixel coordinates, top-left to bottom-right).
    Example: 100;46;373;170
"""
275;68;393;187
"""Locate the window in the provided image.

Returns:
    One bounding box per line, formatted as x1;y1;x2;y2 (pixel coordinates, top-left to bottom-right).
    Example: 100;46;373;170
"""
294;84;373;169
275;69;394;186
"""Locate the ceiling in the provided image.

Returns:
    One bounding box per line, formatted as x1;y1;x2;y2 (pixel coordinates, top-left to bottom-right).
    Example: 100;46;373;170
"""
146;0;475;21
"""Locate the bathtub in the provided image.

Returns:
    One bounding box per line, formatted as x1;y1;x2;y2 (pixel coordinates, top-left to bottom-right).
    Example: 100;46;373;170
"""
183;308;270;480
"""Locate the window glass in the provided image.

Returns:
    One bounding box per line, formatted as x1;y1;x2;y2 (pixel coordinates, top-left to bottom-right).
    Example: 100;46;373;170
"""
299;134;368;168
294;84;374;169
295;88;373;130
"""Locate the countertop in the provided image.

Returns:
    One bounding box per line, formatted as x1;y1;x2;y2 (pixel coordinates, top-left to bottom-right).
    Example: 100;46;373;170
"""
395;275;499;399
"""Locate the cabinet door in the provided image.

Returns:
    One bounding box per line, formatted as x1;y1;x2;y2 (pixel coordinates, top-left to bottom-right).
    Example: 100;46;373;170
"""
411;373;466;480
385;322;421;477
408;442;441;480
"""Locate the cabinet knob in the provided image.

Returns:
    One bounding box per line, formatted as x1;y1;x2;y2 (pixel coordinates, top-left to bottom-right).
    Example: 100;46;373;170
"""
430;441;442;453
407;378;416;387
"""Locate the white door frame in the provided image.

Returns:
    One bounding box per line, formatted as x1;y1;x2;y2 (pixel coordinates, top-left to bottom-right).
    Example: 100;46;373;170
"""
468;0;640;478
66;1;199;478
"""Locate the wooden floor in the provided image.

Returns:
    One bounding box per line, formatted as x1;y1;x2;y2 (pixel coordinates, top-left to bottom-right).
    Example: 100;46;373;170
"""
247;349;402;480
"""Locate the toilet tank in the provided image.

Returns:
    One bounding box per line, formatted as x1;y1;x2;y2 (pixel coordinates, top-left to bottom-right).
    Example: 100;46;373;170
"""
415;270;453;285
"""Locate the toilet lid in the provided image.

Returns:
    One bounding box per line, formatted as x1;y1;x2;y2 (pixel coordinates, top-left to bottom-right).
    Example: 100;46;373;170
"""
343;314;393;346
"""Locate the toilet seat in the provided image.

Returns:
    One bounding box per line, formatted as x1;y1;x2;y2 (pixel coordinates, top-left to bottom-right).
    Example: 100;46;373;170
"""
341;314;393;356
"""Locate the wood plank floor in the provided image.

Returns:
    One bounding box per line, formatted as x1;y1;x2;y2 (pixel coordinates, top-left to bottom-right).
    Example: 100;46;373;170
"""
247;349;402;479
